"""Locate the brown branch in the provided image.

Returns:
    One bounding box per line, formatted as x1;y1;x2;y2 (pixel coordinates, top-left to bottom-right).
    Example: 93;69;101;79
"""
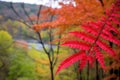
37;32;49;54
8;3;32;28
36;5;42;24
48;15;54;62
53;35;61;67
21;3;34;25
10;2;22;19
9;16;31;28
98;0;104;7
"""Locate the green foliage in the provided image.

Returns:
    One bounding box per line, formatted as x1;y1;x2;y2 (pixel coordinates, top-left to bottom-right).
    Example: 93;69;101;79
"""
41;30;50;42
0;30;13;80
0;30;13;50
0;19;37;39
0;60;3;68
7;48;38;80
27;47;76;80
0;31;38;80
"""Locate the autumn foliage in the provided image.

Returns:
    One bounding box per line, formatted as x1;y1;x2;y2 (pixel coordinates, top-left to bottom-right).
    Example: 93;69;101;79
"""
33;0;115;33
56;0;120;75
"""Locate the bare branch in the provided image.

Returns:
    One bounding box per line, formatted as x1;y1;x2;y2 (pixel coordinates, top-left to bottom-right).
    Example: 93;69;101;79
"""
53;34;61;67
36;5;42;24
37;32;49;54
99;0;104;7
48;15;54;62
9;16;31;28
10;2;22;19
21;3;34;25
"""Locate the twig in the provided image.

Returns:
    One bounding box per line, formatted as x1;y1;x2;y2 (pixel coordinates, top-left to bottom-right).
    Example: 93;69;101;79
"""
21;3;34;25
36;5;42;24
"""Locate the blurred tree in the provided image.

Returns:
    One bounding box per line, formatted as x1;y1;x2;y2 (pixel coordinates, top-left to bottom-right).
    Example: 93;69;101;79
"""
7;48;38;80
0;30;13;80
0;30;38;80
0;30;13;49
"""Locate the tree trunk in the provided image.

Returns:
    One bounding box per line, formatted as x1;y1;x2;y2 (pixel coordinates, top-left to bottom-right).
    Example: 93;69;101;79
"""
87;62;89;80
50;62;54;80
96;60;99;80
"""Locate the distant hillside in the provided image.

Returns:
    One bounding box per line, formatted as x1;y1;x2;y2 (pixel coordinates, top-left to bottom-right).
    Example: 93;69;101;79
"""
0;1;47;20
0;1;49;40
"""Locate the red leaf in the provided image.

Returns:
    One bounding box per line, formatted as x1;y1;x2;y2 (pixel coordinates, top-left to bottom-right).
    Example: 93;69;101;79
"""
96;41;119;61
94;47;106;69
112;13;120;18
89;22;101;29
87;55;95;68
81;24;120;46
111;17;120;25
61;41;90;50
70;31;95;43
101;33;120;46
79;54;87;71
114;7;120;11
106;22;120;35
82;25;98;36
56;0;120;76
56;51;85;75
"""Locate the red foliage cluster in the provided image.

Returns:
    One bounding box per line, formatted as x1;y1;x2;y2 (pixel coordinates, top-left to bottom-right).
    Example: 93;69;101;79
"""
56;0;120;75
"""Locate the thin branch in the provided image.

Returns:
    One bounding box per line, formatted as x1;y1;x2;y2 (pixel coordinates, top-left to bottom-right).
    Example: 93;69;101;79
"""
53;34;61;67
10;2;22;19
36;5;42;24
48;15;54;62
35;5;50;55
87;62;90;80
37;32;49;54
9;16;31;28
8;3;31;28
21;3;34;25
98;0;104;7
26;35;38;40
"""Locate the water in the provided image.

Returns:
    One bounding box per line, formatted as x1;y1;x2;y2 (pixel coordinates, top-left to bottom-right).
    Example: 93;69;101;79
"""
15;39;56;50
28;41;56;50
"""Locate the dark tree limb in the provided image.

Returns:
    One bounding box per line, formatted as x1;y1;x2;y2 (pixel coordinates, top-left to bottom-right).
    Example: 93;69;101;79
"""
36;5;42;24
99;0;104;7
53;34;61;67
21;3;34;25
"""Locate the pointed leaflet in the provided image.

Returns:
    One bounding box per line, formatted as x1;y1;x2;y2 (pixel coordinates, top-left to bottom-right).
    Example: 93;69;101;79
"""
111;17;120;25
101;33;120;46
89;21;118;36
106;22;120;35
70;31;95;43
93;17;120;47
61;41;90;50
56;51;85;75
112;13;120;18
84;22;113;37
82;24;119;43
89;22;101;29
95;21;120;37
114;7;120;11
94;47;106;69
87;55;95;68
96;40;119;61
89;21;120;46
79;54;87;71
81;24;98;36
